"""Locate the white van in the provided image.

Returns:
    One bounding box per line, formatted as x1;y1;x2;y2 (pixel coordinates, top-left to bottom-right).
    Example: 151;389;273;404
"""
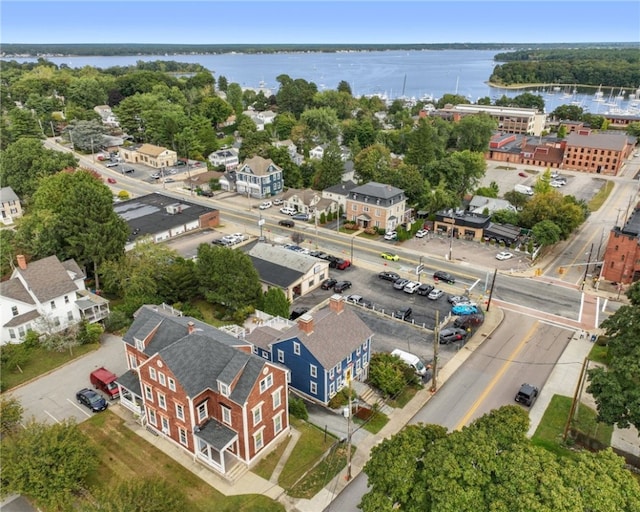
391;349;428;376
514;184;534;196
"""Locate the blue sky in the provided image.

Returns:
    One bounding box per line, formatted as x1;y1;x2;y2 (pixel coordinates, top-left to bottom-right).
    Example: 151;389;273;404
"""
2;1;639;45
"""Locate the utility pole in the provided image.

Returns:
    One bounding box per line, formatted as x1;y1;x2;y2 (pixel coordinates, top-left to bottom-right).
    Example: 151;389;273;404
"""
563;357;589;441
431;310;439;392
581;243;593;290
448;230;453;261
486;268;498;312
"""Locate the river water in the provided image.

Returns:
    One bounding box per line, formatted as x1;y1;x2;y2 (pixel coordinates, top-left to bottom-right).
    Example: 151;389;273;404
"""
7;50;639;114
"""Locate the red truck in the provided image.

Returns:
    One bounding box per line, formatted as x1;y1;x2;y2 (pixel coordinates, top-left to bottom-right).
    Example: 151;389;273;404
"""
90;367;120;400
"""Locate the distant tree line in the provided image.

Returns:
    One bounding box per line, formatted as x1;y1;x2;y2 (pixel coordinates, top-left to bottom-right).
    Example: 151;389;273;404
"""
490;48;640;88
2;42;636;57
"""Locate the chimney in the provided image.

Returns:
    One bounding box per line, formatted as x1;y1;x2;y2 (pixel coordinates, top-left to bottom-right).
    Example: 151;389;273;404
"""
329;294;345;314
187;321;195;334
297;314;314;335
17;254;27;270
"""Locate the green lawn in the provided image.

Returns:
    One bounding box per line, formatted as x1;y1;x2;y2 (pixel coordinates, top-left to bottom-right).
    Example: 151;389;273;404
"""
588;180;614;212
277;418;337;490
252;434;293;481
388;385;420;408
287;444;355;499
354;409;389;434
531;394;613;458
1;343;100;390
588;342;609;365
79;411;284;512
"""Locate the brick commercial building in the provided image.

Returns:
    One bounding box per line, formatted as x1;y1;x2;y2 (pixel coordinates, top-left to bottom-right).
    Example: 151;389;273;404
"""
602;207;640;285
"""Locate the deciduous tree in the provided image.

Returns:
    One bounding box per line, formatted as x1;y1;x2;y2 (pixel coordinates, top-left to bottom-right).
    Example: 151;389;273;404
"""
1;420;96;510
0;396;23;436
261;287;290;319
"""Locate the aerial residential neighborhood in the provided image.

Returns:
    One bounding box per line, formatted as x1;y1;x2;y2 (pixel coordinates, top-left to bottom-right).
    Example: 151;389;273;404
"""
1;35;639;512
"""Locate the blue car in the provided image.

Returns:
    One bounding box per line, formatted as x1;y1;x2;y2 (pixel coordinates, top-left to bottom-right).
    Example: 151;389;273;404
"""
452;304;479;316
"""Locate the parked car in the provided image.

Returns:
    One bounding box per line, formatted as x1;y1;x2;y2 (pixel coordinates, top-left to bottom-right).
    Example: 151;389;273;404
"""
76;388;108;412
280;206;296;215
378;271;400;282
452;304;479;316
259;201;273;210
454;313;485;329
439;327;468;345
105;161;119;168
393;306;413;321
447;295;469;305
417;283;434;296
278;219;295;228
346;294;372;308
273;198;283;206
150;172;161;179
121;167;134;174
90;367;120;400
393;278;410;290
403;281;421;294
518;172;528;178
550;180;564;188
199;190;214;197
164;178;175;183
107;177;117;184
415;229;428;238
289;307;309;320
514;383;539;407
232;233;246;242
383;231;398;241
496;251;514;261
381;252;399;261
321;278;337;290
333;258;351;270
433;270;455;284
333;281;352;293
292;212;310;221
428;288;444;300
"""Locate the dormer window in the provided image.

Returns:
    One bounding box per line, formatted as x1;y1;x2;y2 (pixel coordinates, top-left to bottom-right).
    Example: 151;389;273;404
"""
219;382;230;397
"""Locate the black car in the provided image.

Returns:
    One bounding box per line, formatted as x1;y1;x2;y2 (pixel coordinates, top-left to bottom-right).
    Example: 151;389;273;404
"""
289;307;309;320
76;388;108;412
439;327;468;345
417;283;434;296
515;383;539;407
278;219;295;228
433;270;456;284
378;271;400;282
199;190;214;197
333;281;352;293
393;306;412;321
321;278;337;290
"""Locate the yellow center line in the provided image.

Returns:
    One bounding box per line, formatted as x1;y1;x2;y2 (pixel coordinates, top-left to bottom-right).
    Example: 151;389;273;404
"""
455;321;539;430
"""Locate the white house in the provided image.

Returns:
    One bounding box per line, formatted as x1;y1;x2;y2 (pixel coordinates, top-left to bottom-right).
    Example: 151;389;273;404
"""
0;186;23;225
0;255;110;345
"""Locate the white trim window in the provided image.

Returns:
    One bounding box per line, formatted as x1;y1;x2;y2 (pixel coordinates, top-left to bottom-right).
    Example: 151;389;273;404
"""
272;388;282;409
260;373;273;393
175;403;185;421
293;342;300;355
158;372;166;386
147;407;157;426
273;412;283;434
252;404;263;426
144;385;153;402
221;404;232;426
310;382;317;395
179;427;188;447
157;393;167;410
277;349;285;363
168;378;176;392
161;416;170;436
219;382;230;397
310;364;317;377
197;402;208;422
149;367;157;381
254;428;264;452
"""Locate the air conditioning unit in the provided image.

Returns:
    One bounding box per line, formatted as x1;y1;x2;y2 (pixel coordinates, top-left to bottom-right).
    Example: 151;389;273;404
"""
166;204;182;215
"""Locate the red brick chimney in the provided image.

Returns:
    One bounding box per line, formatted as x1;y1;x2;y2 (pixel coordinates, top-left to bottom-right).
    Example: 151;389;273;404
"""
297;314;314;335
16;254;27;270
187;321;195;334
329;294;345;314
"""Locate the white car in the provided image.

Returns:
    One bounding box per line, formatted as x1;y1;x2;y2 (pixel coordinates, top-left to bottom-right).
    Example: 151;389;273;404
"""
273;198;283;206
221;234;238;245
403;281;421;294
280;206;296;215
232;233;246;242
259;201;273;210
415;229;428;238
496;251;514;260
428;289;444;300
550;180;563;188
384;231;398;241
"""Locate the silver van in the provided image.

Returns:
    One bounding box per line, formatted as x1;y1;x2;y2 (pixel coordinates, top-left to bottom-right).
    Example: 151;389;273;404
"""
391;349;428;376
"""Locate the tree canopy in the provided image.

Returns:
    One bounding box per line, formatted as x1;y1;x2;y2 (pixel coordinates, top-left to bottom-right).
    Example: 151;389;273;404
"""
361;406;640;512
587;281;640;430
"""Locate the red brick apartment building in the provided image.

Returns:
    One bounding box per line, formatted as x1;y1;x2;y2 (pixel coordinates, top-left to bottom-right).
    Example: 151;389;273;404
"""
602;207;640;284
563;131;634;176
116;305;290;479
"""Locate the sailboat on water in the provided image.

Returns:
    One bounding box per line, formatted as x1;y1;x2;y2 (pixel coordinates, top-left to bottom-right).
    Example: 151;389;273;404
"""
593;85;604;102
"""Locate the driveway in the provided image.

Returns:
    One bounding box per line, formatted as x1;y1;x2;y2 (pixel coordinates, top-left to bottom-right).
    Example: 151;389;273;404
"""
7;334;128;425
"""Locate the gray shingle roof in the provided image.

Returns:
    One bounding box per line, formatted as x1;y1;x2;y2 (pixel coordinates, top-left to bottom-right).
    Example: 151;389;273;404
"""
12;256;79;302
197;418;238;450
350;182;404;200
0;278;35;305
565;132;629;150
0;187;19;202
252;300;374;369
115;369;141;396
